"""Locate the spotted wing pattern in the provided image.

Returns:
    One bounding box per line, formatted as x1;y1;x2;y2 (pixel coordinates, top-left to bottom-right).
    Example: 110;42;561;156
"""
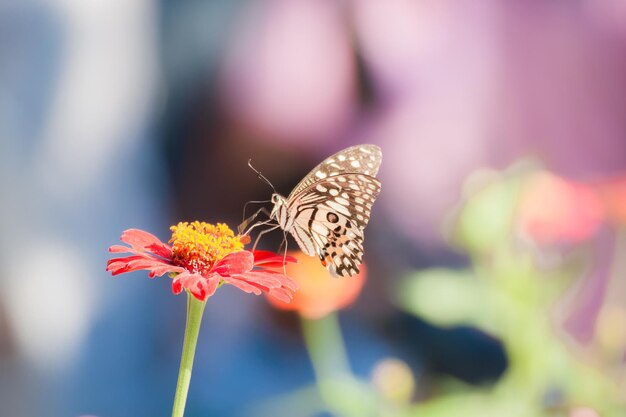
288;144;382;199
287;172;381;277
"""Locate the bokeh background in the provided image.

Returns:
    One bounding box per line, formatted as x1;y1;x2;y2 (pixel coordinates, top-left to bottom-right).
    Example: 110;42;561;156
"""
1;1;626;416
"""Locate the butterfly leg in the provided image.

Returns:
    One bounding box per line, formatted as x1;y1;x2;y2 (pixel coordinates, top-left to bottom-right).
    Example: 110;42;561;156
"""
278;229;289;275
241;216;275;241
252;224;280;251
238;206;271;235
241;199;271;226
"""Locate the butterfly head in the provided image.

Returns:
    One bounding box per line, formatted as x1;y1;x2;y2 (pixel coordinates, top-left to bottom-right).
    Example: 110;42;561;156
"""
270;193;290;230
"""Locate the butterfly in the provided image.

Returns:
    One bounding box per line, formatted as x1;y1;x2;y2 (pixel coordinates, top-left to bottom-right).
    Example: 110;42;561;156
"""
250;144;382;277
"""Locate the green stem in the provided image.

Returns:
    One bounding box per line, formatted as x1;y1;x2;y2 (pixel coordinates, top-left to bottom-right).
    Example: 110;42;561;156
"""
302;313;377;417
171;293;206;417
301;313;351;381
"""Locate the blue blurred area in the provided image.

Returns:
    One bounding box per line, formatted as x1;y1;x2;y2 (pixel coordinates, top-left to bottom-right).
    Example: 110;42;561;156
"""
1;1;626;416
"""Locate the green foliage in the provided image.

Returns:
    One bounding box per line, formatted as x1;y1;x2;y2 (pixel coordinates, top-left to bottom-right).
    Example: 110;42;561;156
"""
398;165;625;417
396;268;498;334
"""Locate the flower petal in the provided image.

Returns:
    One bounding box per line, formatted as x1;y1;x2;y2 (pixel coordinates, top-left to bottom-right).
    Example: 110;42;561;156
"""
172;272;219;301
119;229;172;258
148;264;185;278
245;271;299;291
222;276;264;295
224;271;297;299
109;244;137;253
107;255;185;277
212;251;254;276
266;287;294;303
252;250;298;267
230;271;282;288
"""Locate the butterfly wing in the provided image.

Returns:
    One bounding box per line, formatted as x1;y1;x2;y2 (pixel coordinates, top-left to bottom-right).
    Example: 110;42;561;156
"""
287;173;381;277
288;144;382;199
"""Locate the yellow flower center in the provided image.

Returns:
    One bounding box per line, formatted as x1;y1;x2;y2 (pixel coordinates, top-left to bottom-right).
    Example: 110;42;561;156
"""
169;221;244;274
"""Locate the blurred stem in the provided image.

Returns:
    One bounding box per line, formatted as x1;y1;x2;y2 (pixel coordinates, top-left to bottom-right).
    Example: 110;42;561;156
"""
302;313;370;417
171;293;206;417
301;313;351;380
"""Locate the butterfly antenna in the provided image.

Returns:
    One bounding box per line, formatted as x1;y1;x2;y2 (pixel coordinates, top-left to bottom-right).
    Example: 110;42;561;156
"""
248;159;277;194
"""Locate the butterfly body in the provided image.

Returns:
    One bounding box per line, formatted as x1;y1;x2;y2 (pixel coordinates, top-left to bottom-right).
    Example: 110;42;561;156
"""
269;145;382;277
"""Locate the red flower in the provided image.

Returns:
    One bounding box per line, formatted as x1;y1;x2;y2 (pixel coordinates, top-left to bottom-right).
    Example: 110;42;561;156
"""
106;222;297;302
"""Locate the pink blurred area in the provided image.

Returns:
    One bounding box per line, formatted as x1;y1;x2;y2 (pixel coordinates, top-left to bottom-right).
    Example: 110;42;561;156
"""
219;0;356;146
201;0;626;250
348;0;626;247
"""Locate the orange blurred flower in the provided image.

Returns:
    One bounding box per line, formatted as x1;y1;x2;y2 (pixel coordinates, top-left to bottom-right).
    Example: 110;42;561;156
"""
267;251;366;319
595;175;626;226
518;171;605;244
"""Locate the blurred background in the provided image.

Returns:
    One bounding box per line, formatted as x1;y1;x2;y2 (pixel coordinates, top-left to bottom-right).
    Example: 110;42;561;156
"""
1;1;626;416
